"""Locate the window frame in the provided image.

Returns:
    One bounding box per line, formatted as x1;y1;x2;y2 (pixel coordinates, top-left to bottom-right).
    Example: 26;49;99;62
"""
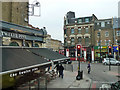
101;22;105;27
105;31;109;37
71;28;74;34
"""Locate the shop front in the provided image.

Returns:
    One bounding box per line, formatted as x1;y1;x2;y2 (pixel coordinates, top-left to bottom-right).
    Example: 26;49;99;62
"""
94;46;108;61
0;21;47;47
1;47;69;89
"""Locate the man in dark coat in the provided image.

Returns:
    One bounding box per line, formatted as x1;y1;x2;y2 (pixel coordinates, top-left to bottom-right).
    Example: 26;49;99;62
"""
59;64;64;78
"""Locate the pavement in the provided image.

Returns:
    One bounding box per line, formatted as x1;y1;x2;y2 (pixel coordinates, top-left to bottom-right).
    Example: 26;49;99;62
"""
47;70;92;89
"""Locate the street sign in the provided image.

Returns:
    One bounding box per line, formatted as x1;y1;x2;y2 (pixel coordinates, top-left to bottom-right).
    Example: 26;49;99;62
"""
113;45;118;52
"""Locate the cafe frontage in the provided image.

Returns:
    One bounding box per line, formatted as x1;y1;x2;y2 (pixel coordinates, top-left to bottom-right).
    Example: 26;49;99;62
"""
0;20;47;47
1;47;69;89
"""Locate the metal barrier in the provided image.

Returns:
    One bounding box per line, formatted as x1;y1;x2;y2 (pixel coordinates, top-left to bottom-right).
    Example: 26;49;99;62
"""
63;64;73;72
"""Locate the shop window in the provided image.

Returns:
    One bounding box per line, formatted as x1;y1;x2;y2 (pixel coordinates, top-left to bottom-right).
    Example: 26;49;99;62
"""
9;42;19;46
25;42;29;47
35;43;39;47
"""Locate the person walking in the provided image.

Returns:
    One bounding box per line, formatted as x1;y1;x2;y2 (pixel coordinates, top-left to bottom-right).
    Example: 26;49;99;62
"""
87;61;91;74
59;64;64;78
54;63;60;75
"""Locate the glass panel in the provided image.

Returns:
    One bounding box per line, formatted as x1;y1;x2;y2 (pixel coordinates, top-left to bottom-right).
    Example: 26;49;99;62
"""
71;28;74;34
9;42;19;46
85;18;89;22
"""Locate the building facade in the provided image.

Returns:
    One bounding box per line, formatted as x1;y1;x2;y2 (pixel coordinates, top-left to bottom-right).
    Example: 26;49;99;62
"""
0;21;47;47
1;1;29;26
44;34;63;51
94;19;113;60
64;11;120;62
64;11;98;61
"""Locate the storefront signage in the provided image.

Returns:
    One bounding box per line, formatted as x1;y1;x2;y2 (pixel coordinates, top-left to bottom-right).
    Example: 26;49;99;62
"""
113;45;118;52
1;31;26;39
9;67;39;77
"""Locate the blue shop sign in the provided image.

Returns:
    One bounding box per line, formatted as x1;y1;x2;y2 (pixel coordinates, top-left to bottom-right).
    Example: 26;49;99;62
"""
113;45;118;52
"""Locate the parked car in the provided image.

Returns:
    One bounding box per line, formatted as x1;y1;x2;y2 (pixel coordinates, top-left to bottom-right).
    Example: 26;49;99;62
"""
103;58;120;65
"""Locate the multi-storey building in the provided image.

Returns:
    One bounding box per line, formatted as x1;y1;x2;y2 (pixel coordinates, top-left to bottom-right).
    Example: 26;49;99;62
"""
113;18;120;60
64;11;98;61
64;11;120;62
94;18;113;60
1;1;29;26
44;34;63;51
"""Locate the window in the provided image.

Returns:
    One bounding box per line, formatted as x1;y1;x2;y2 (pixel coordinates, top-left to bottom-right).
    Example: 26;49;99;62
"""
85;28;89;33
25;42;29;47
107;21;110;24
9;42;19;46
105;40;109;46
78;28;81;33
71;38;74;45
97;22;99;25
97;32;100;37
105;31;109;37
116;31;120;36
85;18;89;23
97;40;101;46
78;19;82;23
78;37;82;43
71;28;74;34
35;43;39;47
85;37;89;46
101;22;105;27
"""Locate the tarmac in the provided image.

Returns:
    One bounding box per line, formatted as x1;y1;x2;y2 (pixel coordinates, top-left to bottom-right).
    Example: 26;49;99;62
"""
47;70;92;89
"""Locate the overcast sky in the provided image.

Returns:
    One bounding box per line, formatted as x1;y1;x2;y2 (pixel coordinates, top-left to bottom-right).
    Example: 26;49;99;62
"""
29;0;120;43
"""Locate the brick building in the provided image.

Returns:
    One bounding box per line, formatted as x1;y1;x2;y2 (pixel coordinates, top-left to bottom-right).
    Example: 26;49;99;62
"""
64;11;120;62
94;18;113;61
64;11;97;61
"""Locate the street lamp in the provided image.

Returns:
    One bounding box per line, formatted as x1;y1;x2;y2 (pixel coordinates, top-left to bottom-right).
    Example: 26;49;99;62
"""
98;29;102;63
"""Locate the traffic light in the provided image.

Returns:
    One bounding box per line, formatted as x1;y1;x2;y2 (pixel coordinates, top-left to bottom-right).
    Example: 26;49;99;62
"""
108;46;112;55
77;44;82;56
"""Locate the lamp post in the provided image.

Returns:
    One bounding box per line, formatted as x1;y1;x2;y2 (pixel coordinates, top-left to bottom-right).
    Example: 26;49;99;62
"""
98;29;102;63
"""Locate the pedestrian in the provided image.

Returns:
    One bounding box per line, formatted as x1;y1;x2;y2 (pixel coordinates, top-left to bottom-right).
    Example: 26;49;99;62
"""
59;64;64;78
54;63;60;75
87;61;91;74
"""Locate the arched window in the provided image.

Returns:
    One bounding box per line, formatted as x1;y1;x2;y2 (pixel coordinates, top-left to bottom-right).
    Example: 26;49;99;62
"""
25;42;29;47
35;43;39;47
9;42;19;46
